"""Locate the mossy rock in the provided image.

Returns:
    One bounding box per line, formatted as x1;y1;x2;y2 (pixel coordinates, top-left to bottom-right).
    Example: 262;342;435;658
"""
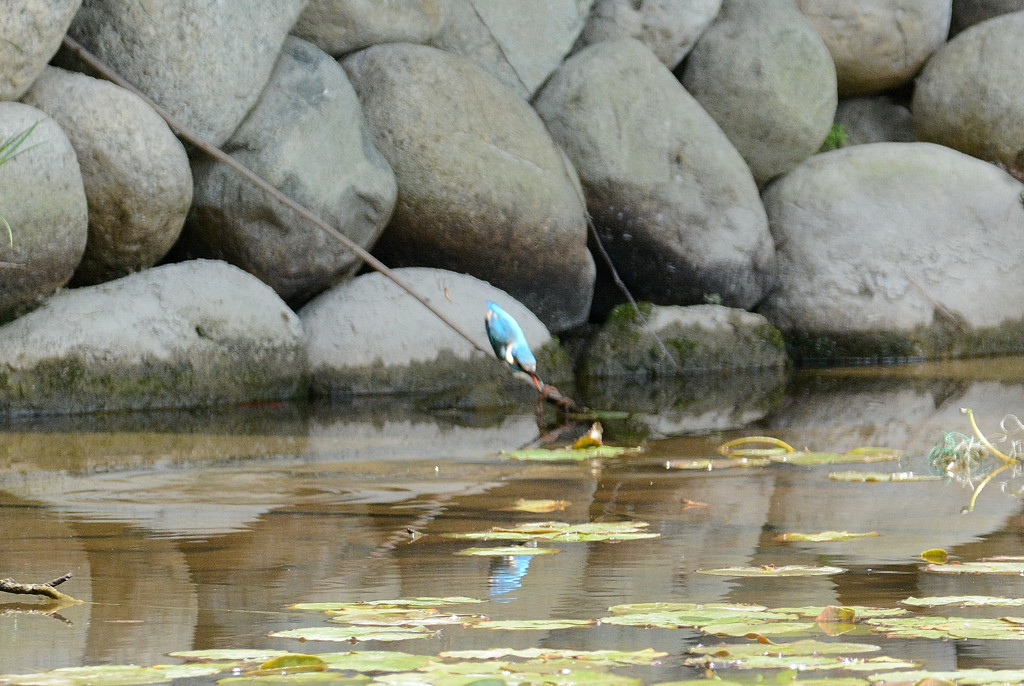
580;303;789;378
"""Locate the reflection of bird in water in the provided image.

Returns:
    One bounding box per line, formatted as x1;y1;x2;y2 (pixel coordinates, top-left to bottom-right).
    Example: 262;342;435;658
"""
488;554;532;601
485;300;543;390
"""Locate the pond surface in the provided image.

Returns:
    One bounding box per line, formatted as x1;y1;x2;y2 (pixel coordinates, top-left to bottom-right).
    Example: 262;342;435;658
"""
2;357;1024;683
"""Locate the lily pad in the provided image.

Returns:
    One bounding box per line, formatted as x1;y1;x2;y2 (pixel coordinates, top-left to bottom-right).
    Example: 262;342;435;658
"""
170;649;291;663
501;446;640;462
269;626;435;642
257;655;326;673
696;565;846;577
866;616;1024;640
472;619;595;630
688;639;880;658
774;531;879;542
0;664;225;686
437;648;667;665
902;595;1024;608
664;458;771;470
290;598;482;611
869;669;1024;685
505;499;571;513
919;548;949;564
315;651;435;672
600;606;800;630
769;447;903;466
923;561;1024;574
455;546;560;557
443;521;659;542
219;675;369;686
327;610;478;627
827;471;942;482
717;435;795;457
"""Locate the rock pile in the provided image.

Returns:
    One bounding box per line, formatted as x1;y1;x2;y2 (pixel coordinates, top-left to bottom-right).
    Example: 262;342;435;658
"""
0;0;1020;413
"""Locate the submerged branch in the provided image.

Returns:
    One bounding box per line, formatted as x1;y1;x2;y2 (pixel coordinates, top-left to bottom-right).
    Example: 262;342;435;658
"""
0;572;79;602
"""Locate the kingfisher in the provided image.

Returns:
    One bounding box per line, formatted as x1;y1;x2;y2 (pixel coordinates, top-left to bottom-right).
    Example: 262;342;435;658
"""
485;300;543;390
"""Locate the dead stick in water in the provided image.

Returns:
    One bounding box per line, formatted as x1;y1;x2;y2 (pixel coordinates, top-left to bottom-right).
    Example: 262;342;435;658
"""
0;572;78;601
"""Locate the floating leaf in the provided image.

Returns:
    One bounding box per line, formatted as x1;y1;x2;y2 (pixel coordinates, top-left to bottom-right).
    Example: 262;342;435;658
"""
902;595;1024;608
816;605;857;623
698;621;819;637
827;471;942;482
171;649;291;663
866;616;1024;640
327;610;477;627
774;531;879;542
443;520;659;542
697;565;846;577
572;422;603;449
771;448;902;466
473;619;595;630
290;598;482;611
501;445;640;462
437;648;667;665
455;546;560;556
219;674;369;686
316;651;434;672
600;606;800;630
0;664;224;686
920;548;949;564
269;626;434;642
685;649;915;672
924;561;1024;574
869;669;1024;685
505;499;570;513
257;655;326;673
665;458;771;470
717;435;795;457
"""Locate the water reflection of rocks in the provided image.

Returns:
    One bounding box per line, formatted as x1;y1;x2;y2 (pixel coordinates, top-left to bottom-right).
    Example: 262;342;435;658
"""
1;362;1023;675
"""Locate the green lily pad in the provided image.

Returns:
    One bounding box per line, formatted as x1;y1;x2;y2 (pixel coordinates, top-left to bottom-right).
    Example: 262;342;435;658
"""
170;649;291;663
472;619;595;630
685;651;915;671
774;531;879;542
902;595;1024;608
869;669;1024;685
600;607;800;629
454;546;561;556
315;651;435;672
866;616;1024;640
0;664;225;686
501;445;641;462
269;626;434;642
652;681;866;686
257;655;326;673
698;621;820;637
688;639;879;658
443;521;659;542
696;565;846;577
327;611;477;627
770;448;902;466
290;598;483;611
437;648;667;665
827;471;942;482
607;602;767;615
923;561;1024;574
664;458;771;470
218;675;369;686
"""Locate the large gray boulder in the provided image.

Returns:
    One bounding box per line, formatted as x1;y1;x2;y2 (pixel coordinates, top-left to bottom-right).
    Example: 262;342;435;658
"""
534;39;775;314
186;37;396;306
574;0;721;68
913;11;1024;168
760;143;1024;363
21;67;192;286
0;0;80;100
795;0;952;96
951;0;1024;33
342;43;594;332
299;267;571;408
67;0;307;146
680;0;836;185
580;303;787;378
293;0;449;56
0;260;306;414
0;102;87;321
431;0;592;99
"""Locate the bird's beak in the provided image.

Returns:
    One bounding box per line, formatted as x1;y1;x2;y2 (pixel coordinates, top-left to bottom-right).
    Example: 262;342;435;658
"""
529;373;543;391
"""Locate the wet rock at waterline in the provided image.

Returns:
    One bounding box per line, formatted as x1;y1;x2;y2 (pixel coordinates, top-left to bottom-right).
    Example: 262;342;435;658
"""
299;268;570;408
0;0;80;100
759;142;1024;363
0;260;306;414
22;67;192;286
0;102;87;322
342;43;595;332
579;303;788;378
293;0;450;57
67;0;306;147
185;37;396;307
680;0;836;186
794;0;952;96
534;39;775;315
574;0;721;69
913;10;1024;168
431;0;592;99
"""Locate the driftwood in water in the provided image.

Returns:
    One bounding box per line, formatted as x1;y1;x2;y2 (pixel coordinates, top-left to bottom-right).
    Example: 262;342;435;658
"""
0;572;77;602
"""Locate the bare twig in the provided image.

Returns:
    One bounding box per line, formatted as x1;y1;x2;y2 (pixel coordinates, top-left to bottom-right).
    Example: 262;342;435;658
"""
0;572;78;602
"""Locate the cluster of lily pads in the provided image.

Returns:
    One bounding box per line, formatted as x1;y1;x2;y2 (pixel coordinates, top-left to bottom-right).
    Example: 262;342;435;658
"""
10;586;1024;686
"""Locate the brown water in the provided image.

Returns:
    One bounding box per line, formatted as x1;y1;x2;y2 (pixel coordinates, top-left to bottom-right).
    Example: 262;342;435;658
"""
2;358;1024;680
